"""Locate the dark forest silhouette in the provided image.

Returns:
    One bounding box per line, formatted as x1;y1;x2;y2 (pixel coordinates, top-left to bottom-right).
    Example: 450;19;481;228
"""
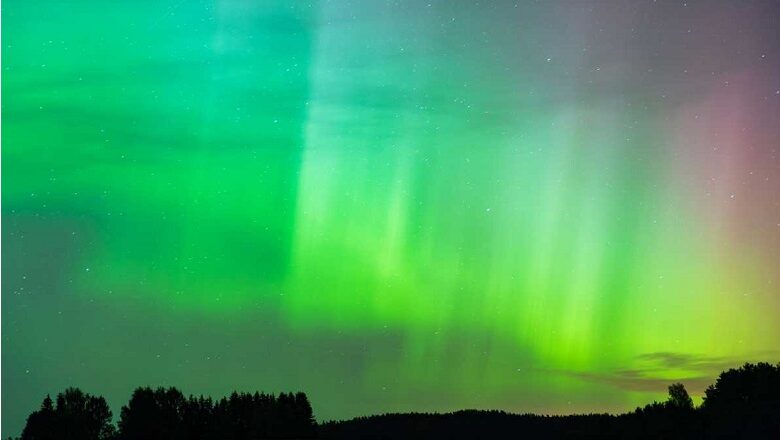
13;362;780;440
17;388;315;440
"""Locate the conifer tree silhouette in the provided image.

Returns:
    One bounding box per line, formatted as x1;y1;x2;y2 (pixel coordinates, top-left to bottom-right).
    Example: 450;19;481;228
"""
21;388;113;440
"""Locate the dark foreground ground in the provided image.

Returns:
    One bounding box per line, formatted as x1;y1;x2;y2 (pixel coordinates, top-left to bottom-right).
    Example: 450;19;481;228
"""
319;406;779;439
13;362;780;440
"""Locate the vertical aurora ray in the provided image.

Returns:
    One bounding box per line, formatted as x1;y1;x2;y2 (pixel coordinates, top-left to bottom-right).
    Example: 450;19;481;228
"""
282;0;780;411
3;0;780;436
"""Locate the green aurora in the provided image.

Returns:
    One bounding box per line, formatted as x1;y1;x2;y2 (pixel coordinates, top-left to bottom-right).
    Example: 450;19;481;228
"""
3;0;780;436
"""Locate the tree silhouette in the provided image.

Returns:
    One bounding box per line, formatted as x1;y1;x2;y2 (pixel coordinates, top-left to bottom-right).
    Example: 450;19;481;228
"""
666;383;694;410
118;387;192;440
702;362;780;411
293;392;316;437
19;395;56;440
700;362;780;438
21;388;114;440
116;387;316;439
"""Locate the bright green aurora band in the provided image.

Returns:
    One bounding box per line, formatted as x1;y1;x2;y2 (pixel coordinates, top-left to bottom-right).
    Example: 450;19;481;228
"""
3;0;780;436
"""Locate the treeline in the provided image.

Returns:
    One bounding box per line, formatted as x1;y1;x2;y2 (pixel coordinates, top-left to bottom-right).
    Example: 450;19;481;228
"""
13;362;780;439
18;388;315;440
321;362;780;439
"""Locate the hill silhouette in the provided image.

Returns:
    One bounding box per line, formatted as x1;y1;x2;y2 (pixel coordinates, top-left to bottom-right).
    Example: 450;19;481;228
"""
12;362;780;439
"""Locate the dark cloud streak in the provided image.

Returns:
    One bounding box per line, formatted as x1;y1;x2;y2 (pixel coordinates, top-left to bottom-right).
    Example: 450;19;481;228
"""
548;351;780;394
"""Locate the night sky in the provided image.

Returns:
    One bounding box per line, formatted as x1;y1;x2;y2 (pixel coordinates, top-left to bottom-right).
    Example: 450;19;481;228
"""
3;0;780;436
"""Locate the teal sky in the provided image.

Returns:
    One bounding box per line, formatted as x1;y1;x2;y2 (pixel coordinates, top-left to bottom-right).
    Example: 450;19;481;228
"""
3;0;780;437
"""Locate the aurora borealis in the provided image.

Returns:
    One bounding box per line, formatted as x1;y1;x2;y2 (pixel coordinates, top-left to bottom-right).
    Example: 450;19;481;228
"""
3;0;780;436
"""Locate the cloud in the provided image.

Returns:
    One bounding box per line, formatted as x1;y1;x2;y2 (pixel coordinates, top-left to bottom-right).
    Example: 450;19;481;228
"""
559;368;712;394
548;351;780;394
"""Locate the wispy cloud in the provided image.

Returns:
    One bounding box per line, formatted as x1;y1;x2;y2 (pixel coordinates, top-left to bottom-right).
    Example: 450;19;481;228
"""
548;351;780;394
